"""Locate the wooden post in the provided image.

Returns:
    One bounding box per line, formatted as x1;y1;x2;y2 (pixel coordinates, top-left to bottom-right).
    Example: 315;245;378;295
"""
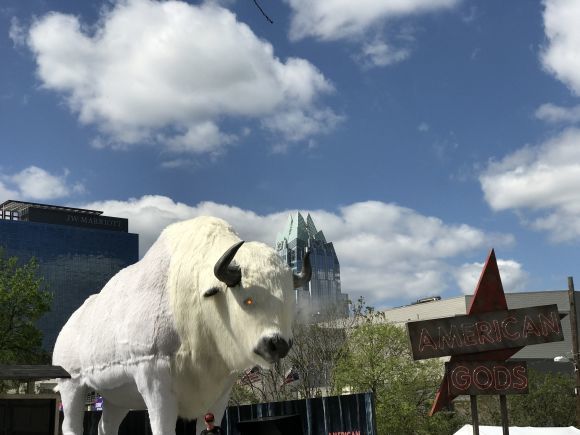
499;394;509;435
470;395;479;435
568;277;580;428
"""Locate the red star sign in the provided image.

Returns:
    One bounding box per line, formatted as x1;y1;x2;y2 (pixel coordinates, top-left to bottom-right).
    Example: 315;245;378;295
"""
429;249;523;415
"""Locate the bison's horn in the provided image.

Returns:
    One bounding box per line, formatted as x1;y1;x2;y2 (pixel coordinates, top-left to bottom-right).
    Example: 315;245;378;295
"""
293;251;312;289
214;241;244;287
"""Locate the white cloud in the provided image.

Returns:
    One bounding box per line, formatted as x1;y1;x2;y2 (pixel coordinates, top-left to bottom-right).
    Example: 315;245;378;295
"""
535;103;580;124
26;0;338;155
454;259;528;294
8;17;26;47
160;158;198;169
541;0;580;95
81;195;289;260
163;121;237;155
480;128;580;241
0;166;85;201
284;0;457;69
517;1;580;242
358;40;410;68
461;6;477;24
81;196;513;307
285;0;459;42
0;181;18;201
418;122;430;132
263;107;344;142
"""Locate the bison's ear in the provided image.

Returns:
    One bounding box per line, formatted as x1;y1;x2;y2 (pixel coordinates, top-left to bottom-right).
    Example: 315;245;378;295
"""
203;287;220;298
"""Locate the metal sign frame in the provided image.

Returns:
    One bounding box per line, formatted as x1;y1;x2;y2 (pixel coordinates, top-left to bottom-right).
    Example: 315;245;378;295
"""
407;304;563;360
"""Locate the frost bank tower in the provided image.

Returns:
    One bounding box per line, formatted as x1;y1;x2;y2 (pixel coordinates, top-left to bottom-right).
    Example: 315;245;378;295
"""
276;212;348;319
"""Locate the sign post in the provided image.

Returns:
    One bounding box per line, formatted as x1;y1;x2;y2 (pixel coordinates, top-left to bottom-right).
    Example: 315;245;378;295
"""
567;277;580;427
500;395;509;435
406;250;565;435
470;395;479;435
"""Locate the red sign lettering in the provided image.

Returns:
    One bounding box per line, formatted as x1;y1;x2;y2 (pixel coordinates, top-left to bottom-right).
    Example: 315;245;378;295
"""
447;361;529;396
407;305;563;360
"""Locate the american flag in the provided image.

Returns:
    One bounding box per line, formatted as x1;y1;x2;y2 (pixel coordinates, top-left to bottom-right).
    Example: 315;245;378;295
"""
282;368;299;386
240;366;262;384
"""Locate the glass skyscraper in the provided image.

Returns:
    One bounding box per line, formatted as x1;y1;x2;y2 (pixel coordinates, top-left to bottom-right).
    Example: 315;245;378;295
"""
0;200;138;351
275;212;348;319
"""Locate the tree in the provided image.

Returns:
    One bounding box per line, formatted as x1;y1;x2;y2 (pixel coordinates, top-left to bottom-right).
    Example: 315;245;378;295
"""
231;360;298;405
331;308;464;434
228;297;464;435
286;300;357;399
229;368;263;406
229;318;348;405
229;300;357;405
477;369;576;427
511;369;575;426
0;248;52;365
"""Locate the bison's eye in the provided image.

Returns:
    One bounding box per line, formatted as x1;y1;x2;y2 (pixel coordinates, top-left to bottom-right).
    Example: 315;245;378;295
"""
244;297;254;306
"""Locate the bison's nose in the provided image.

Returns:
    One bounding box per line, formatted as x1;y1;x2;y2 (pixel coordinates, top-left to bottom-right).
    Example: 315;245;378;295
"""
254;334;292;363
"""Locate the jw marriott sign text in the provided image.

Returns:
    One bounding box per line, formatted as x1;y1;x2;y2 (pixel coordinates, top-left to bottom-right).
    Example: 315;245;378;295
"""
25;207;128;232
407;304;563;360
66;214;123;228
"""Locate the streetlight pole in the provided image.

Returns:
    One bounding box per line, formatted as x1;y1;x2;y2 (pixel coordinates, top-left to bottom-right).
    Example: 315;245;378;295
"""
567;276;580;428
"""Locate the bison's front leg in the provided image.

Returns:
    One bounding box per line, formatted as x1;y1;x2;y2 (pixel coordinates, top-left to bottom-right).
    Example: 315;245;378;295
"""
135;363;178;435
59;379;88;435
98;399;129;435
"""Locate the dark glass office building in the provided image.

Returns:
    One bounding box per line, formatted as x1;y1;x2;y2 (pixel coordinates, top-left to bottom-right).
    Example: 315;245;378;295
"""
275;212;348;319
0;200;138;351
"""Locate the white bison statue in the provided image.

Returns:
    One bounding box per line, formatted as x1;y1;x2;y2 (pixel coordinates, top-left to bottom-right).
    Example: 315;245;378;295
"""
53;216;311;435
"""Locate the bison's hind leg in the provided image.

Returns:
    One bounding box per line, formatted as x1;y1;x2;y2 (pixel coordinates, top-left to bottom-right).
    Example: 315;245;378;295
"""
98;399;129;435
59;380;88;435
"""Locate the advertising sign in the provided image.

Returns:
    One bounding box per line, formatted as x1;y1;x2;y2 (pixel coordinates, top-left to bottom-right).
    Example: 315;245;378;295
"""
27;208;128;232
407;304;563;360
446;361;528;396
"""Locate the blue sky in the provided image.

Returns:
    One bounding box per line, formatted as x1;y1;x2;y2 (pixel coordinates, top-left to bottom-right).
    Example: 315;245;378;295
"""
2;0;580;309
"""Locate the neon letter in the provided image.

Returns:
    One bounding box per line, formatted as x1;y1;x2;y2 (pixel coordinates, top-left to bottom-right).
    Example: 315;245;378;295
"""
493;365;511;391
451;366;471;391
475;321;495;345
539;312;561;336
522;315;541;338
501;316;520;340
419;328;437;352
473;366;493;390
512;365;528;390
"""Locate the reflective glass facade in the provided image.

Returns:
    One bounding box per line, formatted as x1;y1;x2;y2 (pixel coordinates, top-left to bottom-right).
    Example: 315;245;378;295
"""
0;212;138;352
276;213;348;318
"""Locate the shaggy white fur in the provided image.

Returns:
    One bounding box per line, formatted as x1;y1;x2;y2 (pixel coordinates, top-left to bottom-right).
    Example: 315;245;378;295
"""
53;216;296;435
